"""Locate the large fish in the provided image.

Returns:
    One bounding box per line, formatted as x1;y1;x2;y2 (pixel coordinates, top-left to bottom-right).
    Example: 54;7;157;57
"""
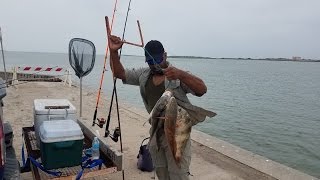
149;90;197;166
165;97;193;166
164;97;178;162
148;90;173;149
175;107;193;164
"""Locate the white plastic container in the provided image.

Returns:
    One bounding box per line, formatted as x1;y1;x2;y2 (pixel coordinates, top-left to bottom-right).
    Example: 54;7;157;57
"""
33;99;77;147
39;120;84;169
39;120;84;143
92;137;100;160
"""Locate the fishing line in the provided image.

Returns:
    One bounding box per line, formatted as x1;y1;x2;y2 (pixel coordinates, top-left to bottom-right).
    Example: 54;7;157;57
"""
142;47;174;88
143;47;163;73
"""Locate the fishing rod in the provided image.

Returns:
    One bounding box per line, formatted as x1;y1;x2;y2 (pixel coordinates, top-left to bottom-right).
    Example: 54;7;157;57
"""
93;0;144;129
0;27;8;86
92;0;119;127
105;0;134;179
104;12;130;144
104;14;145;141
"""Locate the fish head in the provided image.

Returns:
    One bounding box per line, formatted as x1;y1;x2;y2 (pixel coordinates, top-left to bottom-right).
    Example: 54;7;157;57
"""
165;96;178;119
162;89;173;98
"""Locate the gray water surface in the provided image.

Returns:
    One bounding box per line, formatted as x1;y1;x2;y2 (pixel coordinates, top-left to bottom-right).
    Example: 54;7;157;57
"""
3;51;320;177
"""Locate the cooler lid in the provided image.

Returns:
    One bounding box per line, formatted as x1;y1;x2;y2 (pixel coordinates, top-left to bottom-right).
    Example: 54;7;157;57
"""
34;99;76;115
39;120;84;143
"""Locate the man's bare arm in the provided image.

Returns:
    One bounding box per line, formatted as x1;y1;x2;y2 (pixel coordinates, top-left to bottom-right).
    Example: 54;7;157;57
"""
164;66;207;96
108;35;126;80
110;50;126;80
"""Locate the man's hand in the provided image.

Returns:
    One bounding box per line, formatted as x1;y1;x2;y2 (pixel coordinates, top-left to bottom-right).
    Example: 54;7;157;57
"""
163;66;183;80
108;35;123;52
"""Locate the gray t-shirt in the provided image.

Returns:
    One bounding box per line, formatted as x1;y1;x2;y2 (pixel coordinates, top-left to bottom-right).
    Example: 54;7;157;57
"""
145;75;165;113
122;66;216;125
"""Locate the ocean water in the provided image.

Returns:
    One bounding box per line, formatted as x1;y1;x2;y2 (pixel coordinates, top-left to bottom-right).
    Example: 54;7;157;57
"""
2;51;320;177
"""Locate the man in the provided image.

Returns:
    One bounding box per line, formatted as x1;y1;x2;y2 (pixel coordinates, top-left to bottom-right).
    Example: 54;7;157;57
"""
108;35;215;180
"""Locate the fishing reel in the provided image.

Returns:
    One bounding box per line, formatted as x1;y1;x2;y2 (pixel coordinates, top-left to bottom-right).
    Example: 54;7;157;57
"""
105;127;121;142
93;118;106;128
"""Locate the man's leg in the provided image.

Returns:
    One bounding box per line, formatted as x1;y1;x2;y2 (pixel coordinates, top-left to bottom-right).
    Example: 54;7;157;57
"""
155;167;169;180
149;145;169;180
166;138;192;180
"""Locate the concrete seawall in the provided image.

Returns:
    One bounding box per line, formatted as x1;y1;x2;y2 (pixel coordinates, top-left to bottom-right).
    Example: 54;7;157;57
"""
191;129;318;180
114;96;318;179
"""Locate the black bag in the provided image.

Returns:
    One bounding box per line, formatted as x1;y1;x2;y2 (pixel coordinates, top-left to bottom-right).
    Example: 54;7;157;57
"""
137;137;154;172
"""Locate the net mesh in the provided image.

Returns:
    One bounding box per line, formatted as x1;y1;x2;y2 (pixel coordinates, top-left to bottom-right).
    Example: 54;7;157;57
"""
68;38;96;78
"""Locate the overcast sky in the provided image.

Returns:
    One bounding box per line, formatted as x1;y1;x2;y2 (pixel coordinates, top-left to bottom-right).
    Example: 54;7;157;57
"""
0;0;319;59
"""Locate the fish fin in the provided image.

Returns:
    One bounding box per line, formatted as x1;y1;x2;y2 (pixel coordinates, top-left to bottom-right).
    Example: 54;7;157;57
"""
156;130;162;151
149;122;163;150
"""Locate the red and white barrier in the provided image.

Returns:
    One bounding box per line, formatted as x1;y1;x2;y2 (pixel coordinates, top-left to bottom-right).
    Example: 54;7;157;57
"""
18;66;64;72
11;66;72;87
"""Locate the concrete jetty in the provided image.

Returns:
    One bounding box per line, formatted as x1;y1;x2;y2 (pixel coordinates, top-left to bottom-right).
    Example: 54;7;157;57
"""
2;81;317;180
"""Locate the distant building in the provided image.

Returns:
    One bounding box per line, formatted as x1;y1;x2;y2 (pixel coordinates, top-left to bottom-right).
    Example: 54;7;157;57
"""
292;56;302;61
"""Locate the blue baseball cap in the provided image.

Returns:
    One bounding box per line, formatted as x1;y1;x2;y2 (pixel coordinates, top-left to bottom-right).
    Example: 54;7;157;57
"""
144;40;164;65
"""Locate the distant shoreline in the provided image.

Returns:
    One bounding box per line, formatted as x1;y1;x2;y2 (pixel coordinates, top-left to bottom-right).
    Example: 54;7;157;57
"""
3;51;320;62
123;54;320;62
167;56;320;62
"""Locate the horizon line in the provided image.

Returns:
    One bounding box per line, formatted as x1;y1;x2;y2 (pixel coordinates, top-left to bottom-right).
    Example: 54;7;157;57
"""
2;50;319;61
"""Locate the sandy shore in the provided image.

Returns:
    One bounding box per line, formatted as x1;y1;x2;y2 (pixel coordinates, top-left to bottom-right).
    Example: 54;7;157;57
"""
3;81;244;180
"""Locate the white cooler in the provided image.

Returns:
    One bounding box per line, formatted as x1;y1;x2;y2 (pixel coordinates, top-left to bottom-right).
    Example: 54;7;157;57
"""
33;99;77;147
39;120;84;169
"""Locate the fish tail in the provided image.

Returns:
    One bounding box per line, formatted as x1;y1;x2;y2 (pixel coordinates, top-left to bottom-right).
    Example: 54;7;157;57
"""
175;150;182;168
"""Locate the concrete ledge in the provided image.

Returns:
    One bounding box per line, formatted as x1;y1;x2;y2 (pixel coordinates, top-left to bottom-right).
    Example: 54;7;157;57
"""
77;119;123;171
122;105;318;179
191;129;318;180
